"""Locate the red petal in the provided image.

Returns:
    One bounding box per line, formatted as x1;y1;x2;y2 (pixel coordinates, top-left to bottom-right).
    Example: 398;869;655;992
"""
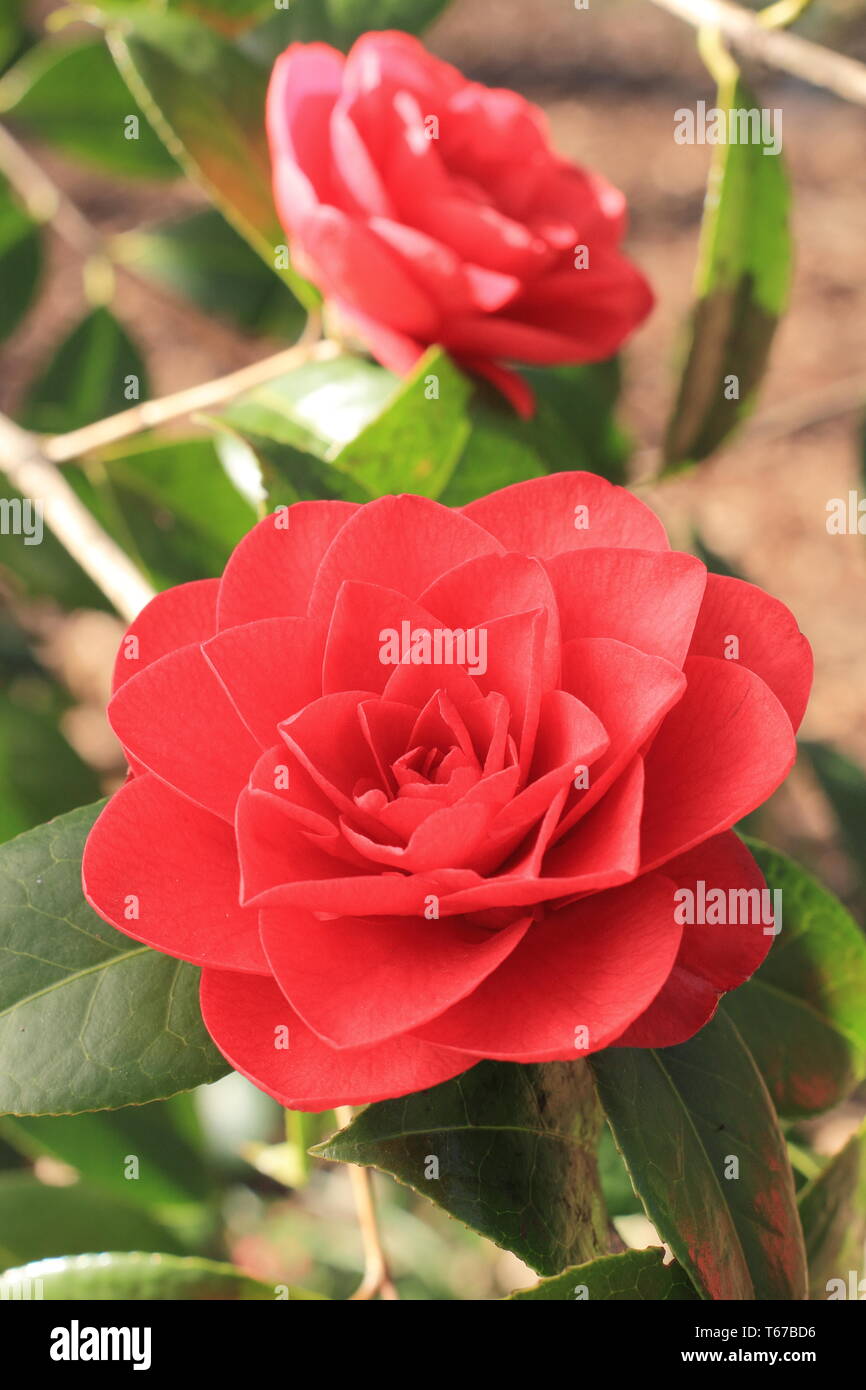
112;579;218;694
615;833;772;1047
260;908;530;1048
553;636;685;838
200;968;471;1110
420;551;561;688
414;874;682;1060
641;656;797;871
322;582;439;695
217;501;358;630
688;573;812;731
308;494;504;619
83;773;266;972
545;548;706;666
463;473;669;556
108;645;260;822
204;617;325;747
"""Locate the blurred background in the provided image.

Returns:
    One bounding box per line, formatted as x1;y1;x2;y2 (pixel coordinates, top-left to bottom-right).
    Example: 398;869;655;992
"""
0;0;864;1298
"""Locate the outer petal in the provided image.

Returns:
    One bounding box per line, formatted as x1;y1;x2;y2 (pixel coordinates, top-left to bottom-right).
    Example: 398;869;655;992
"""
307;494;504;619
545;548;706;666
414;874;682;1061
82;773;266;973
217;501;358;630
108;645;260;822
200;968;471;1110
260;908;530;1049
641;656;797;871
687;573;813;731
615;832;772;1048
112;579;218;694
462;473;669;556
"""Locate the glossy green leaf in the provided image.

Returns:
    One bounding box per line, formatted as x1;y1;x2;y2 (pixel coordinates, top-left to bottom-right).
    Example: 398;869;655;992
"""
508;1246;699;1301
112;209;303;335
1;1095;210;1209
0;694;101;844
800;740;866;886
95;435;258;585
331;348;471;499
441;360;628;506
723;839;866;1117
90;4;314;305
591;1011;808;1300
0;39;178;178
0;1251;326;1299
0;800;229;1116
215;352;400;504
314;1060;607;1276
0;1174;183;1268
663;75;791;469
798;1123;866;1300
20;307;148;435
0;176;41;341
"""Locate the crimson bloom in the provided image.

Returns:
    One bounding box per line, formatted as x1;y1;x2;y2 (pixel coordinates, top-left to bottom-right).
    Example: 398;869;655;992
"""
83;476;811;1110
266;31;652;417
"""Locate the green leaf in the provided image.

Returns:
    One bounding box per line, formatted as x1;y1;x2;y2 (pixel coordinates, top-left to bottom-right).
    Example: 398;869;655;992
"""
441;360;628;506
0;176;41;341
507;1246;699;1301
798;1123;866;1300
89;4;314;305
220;354;397;456
0;1174;183;1268
215;352;402;503
663;76;791;469
800;740;866;886
112;209;303;335
0;1250;327;1299
314;1059;607;1276
0;479;108;609
0;800;229;1116
331;348;471;499
1;1095;210;1209
722;839;866;1117
0;693;101;844
80;435;260;588
20;306;148;434
0;39;178;178
591;1011;808;1300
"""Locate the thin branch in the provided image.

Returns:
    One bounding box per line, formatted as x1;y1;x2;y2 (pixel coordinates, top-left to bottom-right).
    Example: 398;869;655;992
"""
647;0;866;106
0;413;156;621
43;338;344;463
0;122;105;261
333;1106;399;1301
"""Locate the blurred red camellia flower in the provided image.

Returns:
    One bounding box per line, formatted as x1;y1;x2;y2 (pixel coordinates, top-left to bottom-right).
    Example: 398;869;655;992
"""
83;477;812;1110
265;31;653;416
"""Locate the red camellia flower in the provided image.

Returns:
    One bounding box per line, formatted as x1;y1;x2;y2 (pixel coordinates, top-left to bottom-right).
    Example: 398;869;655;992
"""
83;477;812;1110
265;32;652;417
